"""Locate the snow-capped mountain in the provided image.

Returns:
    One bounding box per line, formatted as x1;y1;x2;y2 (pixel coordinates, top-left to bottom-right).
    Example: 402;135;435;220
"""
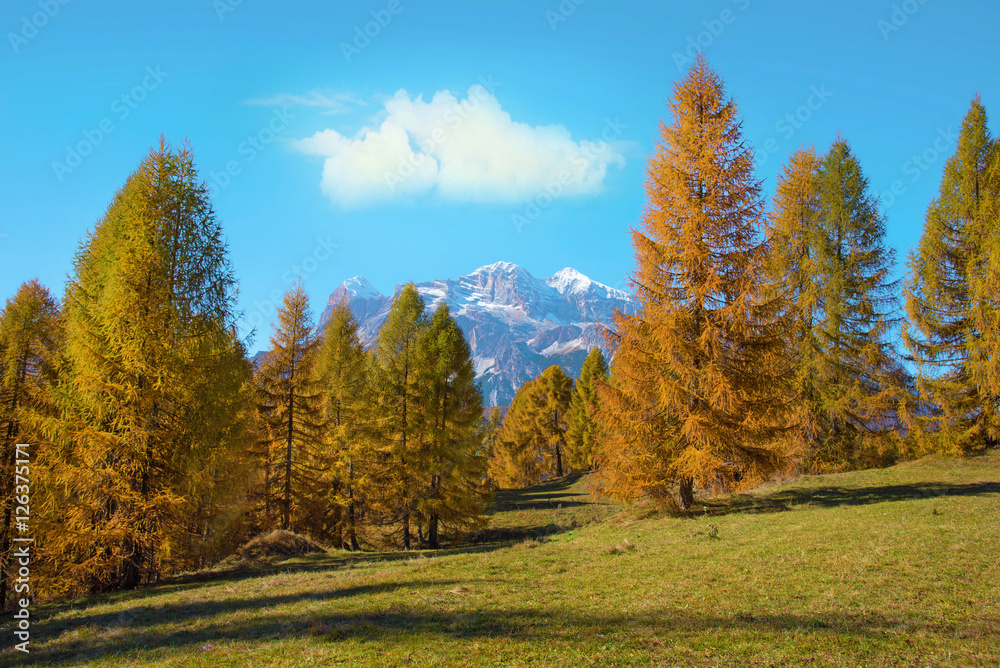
319;262;635;406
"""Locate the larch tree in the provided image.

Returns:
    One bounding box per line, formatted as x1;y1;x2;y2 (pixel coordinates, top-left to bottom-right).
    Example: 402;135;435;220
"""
981;189;1000;404
0;281;61;610
765;148;824;468
596;56;791;510
371;284;427;549
489;378;542;489
413;303;491;548
530;365;574;478
43;140;254;594
481;406;503;474
904;98;1000;453
490;365;573;487
313;302;370;550
809;138;906;469
566;347;609;471
256;284;326;532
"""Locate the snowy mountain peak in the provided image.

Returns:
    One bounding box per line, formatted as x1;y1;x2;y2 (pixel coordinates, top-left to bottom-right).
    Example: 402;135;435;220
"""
319;262;636;405
338;276;381;300
472;261;530;277
547;267;592;295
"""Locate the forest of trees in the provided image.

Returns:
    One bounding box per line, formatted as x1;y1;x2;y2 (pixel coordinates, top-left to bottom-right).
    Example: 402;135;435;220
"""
0;141;494;606
594;55;999;510
1;55;998;608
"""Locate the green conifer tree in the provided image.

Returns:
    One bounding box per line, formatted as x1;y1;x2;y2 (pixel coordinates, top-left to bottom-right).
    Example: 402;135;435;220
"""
765;149;824;468
256;284;326;532
313;302;370;549
566;348;609;471
45;140;254;594
490;365;573;487
413;303;491;548
904;99;1000;452
810;139;906;469
531;365;574;478
372;284;427;549
489;378;542;488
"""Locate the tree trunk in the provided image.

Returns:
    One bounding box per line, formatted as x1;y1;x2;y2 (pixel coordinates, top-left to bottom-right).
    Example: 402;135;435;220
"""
284;333;296;531
0;499;10;611
347;459;359;551
119;537;143;590
402;511;411;550
429;514;439;549
678;476;695;511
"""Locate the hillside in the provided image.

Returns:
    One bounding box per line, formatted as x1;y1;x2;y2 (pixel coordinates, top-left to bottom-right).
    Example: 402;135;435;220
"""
319;262;635;405
4;453;999;667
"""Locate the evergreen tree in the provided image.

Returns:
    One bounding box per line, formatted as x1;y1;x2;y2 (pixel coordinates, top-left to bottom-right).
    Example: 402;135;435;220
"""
44;140;254;594
566;348;609;471
413;303;491;548
313;302;369;550
256;284;325;532
371;284;427;549
0;281;61;610
904;98;1000;452
596;56;790;510
809;138;905;469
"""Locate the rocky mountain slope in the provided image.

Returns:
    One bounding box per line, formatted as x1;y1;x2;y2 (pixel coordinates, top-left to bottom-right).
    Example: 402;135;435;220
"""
319;261;635;406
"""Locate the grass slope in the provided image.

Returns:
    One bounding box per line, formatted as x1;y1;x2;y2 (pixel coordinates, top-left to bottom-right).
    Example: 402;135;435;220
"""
4;453;999;667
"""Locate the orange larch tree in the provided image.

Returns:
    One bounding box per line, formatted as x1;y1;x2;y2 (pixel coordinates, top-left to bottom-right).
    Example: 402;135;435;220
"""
597;56;791;510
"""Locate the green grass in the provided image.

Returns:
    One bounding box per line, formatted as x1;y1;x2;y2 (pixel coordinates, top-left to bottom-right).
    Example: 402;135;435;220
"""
4;453;1000;667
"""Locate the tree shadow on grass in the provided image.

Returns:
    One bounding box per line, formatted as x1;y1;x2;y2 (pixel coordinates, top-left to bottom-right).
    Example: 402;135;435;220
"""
8;595;995;667
29;540;528;621
11;578;468;663
487;473;588;512
696;481;1000;518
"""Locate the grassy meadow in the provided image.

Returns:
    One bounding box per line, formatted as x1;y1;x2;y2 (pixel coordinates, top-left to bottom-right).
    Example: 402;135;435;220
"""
3;452;999;667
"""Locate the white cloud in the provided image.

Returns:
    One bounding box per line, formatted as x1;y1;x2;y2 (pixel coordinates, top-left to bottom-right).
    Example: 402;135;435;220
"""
244;91;364;114
292;85;626;208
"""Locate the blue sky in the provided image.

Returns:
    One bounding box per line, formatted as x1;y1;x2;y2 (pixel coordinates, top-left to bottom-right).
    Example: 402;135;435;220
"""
2;0;997;353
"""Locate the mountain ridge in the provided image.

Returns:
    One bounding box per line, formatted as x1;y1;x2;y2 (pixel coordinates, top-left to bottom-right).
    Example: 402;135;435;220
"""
320;262;635;405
